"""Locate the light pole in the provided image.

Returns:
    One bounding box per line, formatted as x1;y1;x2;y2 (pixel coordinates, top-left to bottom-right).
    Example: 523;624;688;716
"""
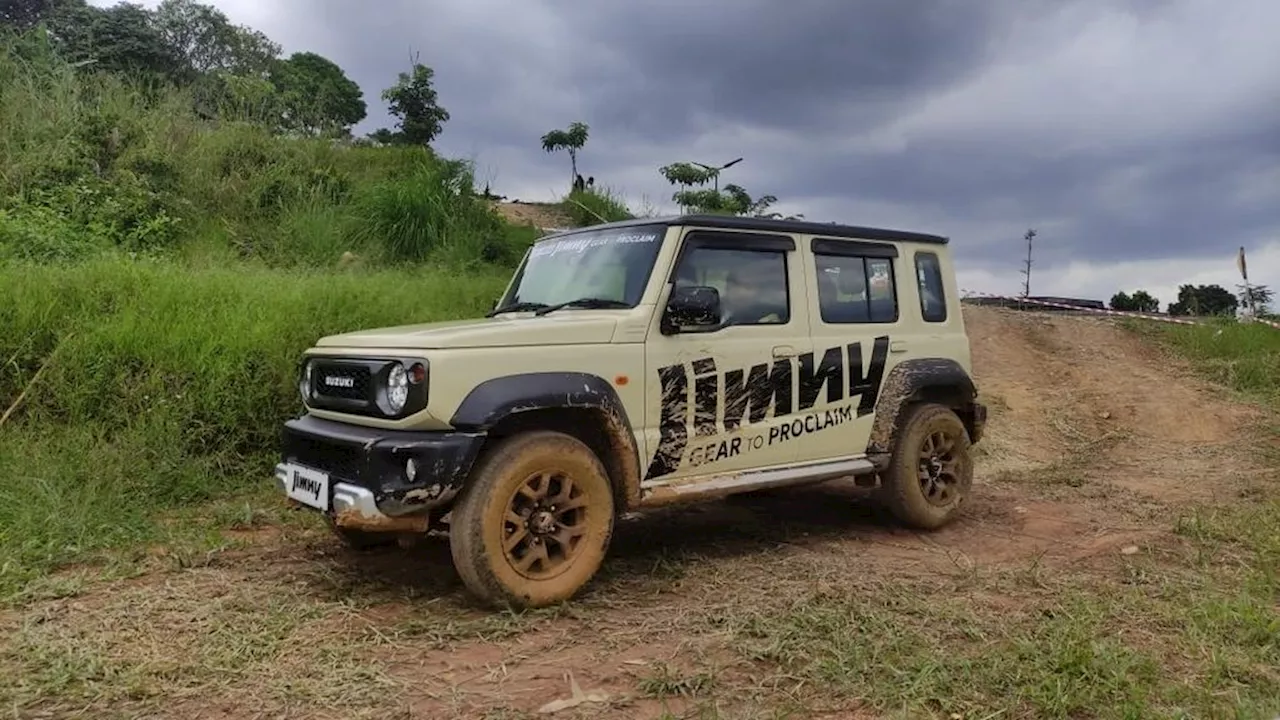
692;157;743;192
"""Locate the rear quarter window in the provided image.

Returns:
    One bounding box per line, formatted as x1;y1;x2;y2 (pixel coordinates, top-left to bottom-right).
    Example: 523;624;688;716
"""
915;252;947;323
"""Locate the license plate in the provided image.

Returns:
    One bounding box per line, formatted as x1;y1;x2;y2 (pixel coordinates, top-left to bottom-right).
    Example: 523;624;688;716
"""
285;464;330;511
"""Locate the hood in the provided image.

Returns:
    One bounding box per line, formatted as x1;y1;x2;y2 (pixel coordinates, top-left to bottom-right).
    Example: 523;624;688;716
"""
313;311;624;350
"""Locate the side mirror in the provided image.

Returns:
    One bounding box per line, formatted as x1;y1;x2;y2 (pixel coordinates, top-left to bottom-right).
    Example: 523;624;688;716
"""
662;285;722;334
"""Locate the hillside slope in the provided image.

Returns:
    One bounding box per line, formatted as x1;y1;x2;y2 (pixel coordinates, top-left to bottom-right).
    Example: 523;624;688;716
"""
3;306;1276;720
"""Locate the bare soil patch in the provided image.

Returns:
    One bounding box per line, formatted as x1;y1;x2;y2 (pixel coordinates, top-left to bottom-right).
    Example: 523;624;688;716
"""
4;306;1275;719
492;201;572;231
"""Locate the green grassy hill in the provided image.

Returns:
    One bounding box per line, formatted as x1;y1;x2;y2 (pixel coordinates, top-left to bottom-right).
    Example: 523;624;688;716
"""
0;30;635;593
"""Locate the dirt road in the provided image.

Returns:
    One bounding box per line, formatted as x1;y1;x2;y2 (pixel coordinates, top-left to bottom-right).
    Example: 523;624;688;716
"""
5;307;1274;719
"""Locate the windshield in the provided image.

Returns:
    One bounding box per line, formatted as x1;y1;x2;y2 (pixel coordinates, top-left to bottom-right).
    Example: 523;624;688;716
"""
498;224;668;309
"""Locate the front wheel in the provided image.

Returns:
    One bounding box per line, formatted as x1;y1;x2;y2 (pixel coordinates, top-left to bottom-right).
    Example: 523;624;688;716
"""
879;403;973;530
448;430;615;610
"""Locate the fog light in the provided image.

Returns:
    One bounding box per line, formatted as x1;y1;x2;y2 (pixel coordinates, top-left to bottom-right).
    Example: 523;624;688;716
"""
406;458;418;482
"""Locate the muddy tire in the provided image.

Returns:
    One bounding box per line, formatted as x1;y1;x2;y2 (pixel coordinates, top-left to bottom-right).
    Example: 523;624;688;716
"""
448;430;615;610
326;518;396;551
879;403;973;530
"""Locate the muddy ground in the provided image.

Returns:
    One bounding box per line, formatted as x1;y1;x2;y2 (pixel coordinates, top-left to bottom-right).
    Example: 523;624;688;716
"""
4;307;1276;719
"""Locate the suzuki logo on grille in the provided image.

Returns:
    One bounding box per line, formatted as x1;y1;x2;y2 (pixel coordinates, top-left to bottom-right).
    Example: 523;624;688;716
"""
324;375;355;388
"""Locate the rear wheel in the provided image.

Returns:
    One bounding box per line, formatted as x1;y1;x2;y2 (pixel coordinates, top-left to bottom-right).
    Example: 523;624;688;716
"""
879;403;973;529
449;431;615;609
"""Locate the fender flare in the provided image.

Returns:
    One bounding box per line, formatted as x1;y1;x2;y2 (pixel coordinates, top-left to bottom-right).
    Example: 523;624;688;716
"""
449;372;643;508
865;358;979;459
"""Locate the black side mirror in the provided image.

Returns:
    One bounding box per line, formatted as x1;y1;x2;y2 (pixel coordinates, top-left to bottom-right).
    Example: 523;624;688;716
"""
662;285;722;334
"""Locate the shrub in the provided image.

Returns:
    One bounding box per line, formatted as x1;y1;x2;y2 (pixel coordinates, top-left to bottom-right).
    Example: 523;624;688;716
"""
343;157;523;266
563;186;635;227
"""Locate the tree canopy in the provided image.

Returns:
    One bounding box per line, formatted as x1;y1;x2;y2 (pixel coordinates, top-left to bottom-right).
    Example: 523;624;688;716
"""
270;51;366;137
541;121;589;184
1167;284;1238;316
3;0;383;140
379;61;450;146
1110;290;1160;313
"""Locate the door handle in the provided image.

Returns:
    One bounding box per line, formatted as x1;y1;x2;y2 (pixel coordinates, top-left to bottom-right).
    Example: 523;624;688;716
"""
772;345;795;358
890;340;908;353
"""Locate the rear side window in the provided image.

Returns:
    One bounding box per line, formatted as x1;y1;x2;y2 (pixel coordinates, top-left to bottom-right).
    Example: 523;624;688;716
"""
813;253;898;324
915;252;947;322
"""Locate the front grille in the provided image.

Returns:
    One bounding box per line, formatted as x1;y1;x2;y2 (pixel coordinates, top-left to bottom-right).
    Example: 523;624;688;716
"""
312;361;371;402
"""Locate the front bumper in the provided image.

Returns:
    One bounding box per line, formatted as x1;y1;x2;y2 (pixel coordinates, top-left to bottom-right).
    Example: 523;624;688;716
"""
275;414;485;527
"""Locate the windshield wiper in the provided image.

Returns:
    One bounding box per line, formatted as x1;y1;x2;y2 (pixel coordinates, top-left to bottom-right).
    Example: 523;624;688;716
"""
486;301;550;318
533;297;631;316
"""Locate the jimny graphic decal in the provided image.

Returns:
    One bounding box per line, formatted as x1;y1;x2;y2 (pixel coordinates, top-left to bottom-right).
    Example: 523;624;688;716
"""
644;336;890;480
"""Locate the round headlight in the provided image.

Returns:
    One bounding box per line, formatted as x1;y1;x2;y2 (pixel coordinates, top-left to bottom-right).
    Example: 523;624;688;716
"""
299;360;313;402
387;362;409;413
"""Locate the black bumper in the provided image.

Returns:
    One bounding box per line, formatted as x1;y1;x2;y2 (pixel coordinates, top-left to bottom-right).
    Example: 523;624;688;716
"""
279;414;486;516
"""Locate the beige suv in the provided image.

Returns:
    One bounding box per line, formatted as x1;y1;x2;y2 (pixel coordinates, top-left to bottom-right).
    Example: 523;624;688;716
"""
276;214;987;609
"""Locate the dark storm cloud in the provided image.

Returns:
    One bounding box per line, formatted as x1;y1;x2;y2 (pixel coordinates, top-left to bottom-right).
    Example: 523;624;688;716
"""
548;0;1021;140
148;0;1280;277
757;124;1280;264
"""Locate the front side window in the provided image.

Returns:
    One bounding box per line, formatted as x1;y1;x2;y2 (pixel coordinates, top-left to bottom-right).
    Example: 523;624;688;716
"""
673;246;790;326
814;253;898;324
499;224;667;309
915;252;947;322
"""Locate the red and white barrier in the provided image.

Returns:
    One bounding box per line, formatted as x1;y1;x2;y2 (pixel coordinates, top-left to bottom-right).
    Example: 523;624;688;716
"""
1252;316;1280;330
960;290;1280;330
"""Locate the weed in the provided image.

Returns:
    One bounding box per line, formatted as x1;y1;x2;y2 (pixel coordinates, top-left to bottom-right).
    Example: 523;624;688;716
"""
562;186;636;226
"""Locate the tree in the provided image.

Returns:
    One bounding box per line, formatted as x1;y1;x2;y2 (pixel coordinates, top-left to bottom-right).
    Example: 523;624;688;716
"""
44;1;178;78
540;121;589;185
659;161;715;191
1;0;56;31
366;128;400;145
270;51;365;136
1167;284;1238;316
380;58;449;146
657;161;791;217
152;0;279;80
1110;290;1159;313
1236;283;1273;315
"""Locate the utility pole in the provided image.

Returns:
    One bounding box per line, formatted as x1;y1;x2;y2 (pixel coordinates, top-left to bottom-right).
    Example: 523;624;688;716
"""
1019;228;1037;297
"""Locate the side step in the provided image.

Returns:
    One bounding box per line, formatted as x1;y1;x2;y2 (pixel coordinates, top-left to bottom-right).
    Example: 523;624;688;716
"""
639;456;876;508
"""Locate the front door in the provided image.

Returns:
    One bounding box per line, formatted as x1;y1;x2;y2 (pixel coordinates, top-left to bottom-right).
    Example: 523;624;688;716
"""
640;230;811;487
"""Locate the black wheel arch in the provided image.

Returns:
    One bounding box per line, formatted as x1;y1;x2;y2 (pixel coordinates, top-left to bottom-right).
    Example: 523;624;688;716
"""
865;358;985;463
449;372;644;511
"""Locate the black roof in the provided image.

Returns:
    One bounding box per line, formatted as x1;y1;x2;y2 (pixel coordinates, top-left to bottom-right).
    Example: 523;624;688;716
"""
539;213;949;245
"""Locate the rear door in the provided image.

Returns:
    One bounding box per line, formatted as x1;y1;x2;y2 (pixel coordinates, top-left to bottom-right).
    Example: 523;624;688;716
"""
794;235;904;464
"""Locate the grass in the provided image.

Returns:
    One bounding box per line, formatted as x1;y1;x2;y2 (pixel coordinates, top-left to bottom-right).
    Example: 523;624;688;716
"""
0;258;509;597
562;186;636;226
1140;319;1280;405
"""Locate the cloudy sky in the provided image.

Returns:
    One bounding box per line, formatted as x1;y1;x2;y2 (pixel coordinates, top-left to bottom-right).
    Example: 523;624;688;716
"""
96;0;1279;309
